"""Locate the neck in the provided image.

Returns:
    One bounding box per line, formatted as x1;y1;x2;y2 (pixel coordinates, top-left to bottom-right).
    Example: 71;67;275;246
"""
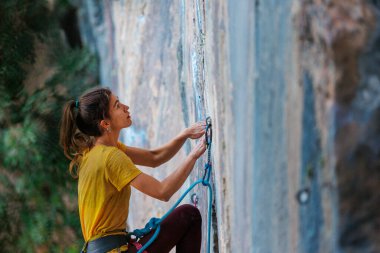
95;131;120;147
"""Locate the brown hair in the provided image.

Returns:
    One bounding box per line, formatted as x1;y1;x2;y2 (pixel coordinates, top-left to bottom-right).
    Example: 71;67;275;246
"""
59;87;112;177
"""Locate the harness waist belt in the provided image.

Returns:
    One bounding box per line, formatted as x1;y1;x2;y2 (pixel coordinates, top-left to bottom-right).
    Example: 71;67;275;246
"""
86;234;127;253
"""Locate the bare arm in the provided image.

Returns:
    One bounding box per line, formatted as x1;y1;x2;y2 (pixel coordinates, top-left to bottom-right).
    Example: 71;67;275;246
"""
124;121;206;168
130;138;206;201
124;132;187;168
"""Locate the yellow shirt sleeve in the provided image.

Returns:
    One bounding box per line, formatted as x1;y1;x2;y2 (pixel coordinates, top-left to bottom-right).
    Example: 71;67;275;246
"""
117;141;128;153
105;148;141;191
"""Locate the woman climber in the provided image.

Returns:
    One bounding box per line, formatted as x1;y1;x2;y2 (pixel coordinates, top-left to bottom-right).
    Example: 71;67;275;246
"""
60;87;206;253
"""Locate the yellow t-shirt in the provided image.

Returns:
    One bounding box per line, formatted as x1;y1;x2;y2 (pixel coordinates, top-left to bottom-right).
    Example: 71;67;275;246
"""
78;142;142;242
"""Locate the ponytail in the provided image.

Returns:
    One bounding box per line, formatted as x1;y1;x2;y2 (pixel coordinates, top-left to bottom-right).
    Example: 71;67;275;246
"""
59;100;93;178
59;87;111;178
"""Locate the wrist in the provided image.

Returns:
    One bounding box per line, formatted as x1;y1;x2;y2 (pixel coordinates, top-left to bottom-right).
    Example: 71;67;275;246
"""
179;128;190;140
188;152;198;161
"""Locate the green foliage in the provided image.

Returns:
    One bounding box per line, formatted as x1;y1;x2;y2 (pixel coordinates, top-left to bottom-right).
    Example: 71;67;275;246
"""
0;0;98;252
0;0;51;96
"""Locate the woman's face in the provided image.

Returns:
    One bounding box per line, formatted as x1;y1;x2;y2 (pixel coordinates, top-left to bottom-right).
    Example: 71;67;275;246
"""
107;93;132;130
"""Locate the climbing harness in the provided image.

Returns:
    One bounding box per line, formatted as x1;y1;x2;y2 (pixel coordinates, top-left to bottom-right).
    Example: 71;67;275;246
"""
128;117;214;253
130;241;148;253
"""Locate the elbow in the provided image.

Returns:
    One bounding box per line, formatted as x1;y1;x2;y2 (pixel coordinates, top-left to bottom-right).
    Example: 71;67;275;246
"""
159;186;172;202
149;151;160;168
161;195;170;202
157;194;170;202
160;192;171;202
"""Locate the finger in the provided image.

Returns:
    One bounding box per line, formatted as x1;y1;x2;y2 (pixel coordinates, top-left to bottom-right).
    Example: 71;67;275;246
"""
198;124;206;130
196;129;205;135
194;122;204;128
197;138;205;147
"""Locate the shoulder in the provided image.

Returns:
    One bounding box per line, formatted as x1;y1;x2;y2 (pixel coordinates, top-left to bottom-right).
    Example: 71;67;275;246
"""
116;141;128;152
106;145;134;166
103;145;142;190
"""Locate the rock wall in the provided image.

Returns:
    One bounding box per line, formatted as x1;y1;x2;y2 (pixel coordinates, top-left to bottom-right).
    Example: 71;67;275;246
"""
77;0;380;252
298;1;380;253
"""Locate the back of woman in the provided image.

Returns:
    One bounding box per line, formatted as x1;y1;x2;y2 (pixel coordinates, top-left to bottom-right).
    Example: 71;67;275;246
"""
78;144;141;242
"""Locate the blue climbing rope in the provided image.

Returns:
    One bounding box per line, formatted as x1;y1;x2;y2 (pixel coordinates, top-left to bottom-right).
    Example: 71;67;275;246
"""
131;117;213;253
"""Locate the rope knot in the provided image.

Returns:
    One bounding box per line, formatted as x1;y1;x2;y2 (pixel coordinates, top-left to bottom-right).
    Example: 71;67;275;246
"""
132;217;160;239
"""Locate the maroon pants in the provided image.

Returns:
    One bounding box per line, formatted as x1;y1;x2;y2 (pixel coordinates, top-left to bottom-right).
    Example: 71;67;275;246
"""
126;204;202;253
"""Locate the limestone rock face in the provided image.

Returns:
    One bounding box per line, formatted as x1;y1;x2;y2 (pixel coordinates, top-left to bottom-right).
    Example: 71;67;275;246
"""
78;0;380;252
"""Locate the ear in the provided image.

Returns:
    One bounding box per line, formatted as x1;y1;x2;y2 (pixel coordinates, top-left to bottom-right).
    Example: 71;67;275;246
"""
99;119;110;131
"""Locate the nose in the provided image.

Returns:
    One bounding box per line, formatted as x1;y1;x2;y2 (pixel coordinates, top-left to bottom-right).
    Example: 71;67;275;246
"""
124;104;129;112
